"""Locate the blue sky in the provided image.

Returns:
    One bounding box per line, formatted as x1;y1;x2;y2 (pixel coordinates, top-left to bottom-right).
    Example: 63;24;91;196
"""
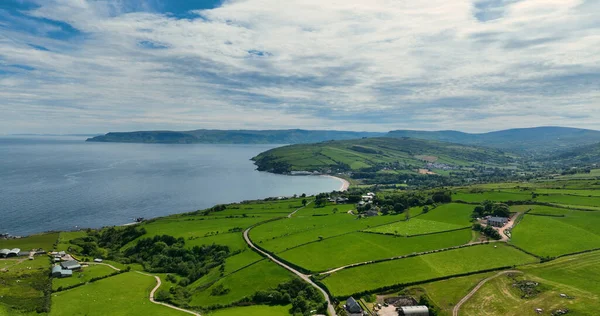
0;0;599;134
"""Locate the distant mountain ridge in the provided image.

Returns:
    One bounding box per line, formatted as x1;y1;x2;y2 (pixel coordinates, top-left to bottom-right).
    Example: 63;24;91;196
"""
87;127;600;154
387;127;600;154
86;129;385;144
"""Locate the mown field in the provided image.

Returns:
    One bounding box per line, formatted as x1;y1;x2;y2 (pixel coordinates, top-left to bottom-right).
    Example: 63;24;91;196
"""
320;243;538;297
461;251;600;316
278;230;472;272
511;206;600;258
364;203;473;236
453;191;532;203
206;304;293;316
0;233;58;251
50;272;186;316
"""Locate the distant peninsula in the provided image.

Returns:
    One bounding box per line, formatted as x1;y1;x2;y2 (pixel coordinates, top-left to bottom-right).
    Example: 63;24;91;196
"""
86;129;385;144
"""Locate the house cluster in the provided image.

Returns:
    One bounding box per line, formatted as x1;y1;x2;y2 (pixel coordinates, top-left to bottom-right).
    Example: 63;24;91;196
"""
358;192;376;206
52;260;82;278
50;251;74;263
344;296;430;316
425;162;454;170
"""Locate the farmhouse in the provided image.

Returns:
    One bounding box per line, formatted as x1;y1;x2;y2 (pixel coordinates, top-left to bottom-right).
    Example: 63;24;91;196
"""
51;265;73;278
398;306;429;316
60;260;81;270
94;258;103;263
365;210;379;217
487;216;509;227
344;297;364;316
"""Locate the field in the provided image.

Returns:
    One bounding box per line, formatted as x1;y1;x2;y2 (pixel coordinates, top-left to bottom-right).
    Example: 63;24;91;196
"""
55;231;87;252
460;251;600;315
278;230;472;272
206;304;293;316
52;264;117;290
0;258;50;315
0;233;58;251
453;191;532;203
189;260;294;308
320;243;538;297
511;206;600;258
50;272;186;316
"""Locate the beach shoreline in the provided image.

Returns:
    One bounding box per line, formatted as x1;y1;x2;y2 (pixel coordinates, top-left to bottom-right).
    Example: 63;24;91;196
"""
322;175;350;191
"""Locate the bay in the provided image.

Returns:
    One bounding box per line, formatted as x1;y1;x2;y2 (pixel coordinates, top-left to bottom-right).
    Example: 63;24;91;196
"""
0;136;341;236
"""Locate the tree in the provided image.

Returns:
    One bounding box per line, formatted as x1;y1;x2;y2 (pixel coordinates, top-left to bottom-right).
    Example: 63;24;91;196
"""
394;203;406;213
155;289;170;302
332;208;338;214
422;206;430;213
301;199;307;207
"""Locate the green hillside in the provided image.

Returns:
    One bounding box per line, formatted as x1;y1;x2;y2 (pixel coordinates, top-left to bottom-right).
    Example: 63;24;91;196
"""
387;126;600;154
252;137;517;174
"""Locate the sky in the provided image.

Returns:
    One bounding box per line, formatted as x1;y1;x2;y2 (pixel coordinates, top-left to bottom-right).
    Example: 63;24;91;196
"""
0;0;599;134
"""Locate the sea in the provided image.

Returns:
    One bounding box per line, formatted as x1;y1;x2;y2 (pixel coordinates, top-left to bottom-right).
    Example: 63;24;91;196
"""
0;136;341;236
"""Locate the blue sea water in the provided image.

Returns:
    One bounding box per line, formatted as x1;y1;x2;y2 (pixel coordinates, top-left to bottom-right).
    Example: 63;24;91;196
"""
0;136;341;236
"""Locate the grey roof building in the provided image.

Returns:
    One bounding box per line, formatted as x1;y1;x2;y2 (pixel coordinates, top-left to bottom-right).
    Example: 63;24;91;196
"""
0;249;9;258
399;306;429;316
6;248;20;257
52;265;73;278
345;297;363;315
488;216;509;227
60;260;81;270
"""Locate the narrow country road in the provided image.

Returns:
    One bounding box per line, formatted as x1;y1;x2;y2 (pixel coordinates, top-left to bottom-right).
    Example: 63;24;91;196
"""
136;271;202;316
243;203;338;316
80;262;122;271
452;270;522;316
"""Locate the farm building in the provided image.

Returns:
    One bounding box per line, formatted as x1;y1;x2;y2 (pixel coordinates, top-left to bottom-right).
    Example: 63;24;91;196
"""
60;260;81;270
0;249;9;258
94;258;103;263
52;265;73;278
0;248;22;258
344;297;364;316
398;305;429;316
488;217;509;227
365;210;379;217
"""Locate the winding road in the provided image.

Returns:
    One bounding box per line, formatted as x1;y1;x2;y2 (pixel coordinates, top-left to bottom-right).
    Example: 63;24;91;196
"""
243;203;338;316
452;270;522;316
136;271;202;316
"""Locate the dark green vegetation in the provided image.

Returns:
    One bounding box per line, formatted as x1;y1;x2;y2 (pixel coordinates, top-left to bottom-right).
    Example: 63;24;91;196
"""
86;129;384;144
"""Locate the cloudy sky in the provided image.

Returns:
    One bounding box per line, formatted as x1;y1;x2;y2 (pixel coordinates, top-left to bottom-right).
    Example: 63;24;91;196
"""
0;0;599;134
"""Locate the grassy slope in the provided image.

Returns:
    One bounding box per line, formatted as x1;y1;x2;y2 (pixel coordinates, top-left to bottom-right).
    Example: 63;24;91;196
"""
50;272;186;316
278;230;472;272
0;258;49;315
252;137;515;172
0;233;58;251
52;264;117;290
511;206;600;257
461;251;600;316
321;243;537;297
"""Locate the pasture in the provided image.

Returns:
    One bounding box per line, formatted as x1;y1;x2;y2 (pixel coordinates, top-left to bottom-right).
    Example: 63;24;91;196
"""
453;191;532;203
0;258;50;315
50;272;186;316
52;264;117;291
0;233;58;251
251;211;407;253
206;304;292;316
278;230;472;272
321;243;537;297
461;251;600;315
511;206;600;258
189;260;294;308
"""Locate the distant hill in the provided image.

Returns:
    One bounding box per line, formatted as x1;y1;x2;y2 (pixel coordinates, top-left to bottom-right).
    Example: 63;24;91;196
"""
86;129;385;144
252;137;516;174
387;127;600;154
547;142;600;166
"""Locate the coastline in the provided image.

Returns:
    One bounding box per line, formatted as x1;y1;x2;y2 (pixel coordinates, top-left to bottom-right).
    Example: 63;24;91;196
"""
322;175;350;191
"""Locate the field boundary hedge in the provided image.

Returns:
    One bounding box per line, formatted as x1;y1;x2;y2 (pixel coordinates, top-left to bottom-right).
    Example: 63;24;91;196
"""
52;269;129;293
328;265;523;299
360;226;471;238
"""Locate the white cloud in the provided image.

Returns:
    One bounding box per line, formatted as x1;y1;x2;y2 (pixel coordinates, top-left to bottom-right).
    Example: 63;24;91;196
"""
0;0;598;133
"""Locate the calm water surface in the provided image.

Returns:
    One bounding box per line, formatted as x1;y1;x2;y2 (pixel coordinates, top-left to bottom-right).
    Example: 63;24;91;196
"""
0;136;340;236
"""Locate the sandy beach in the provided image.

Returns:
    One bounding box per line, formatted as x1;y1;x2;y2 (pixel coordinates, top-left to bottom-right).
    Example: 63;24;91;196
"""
322;175;350;191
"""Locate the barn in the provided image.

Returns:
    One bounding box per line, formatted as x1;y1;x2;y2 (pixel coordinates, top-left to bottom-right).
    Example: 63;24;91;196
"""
399;306;429;316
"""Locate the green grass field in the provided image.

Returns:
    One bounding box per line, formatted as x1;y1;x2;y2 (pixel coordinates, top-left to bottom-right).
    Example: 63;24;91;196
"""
251;211;407;253
206;304;292;315
0;233;58;251
52;264;117;290
461;251;600;315
189;260;294;308
534;194;600;207
0;258;50;315
453;191;532;203
321;243;538;297
278;230;472;272
511;206;600;258
55;231;87;252
50;272;187;316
